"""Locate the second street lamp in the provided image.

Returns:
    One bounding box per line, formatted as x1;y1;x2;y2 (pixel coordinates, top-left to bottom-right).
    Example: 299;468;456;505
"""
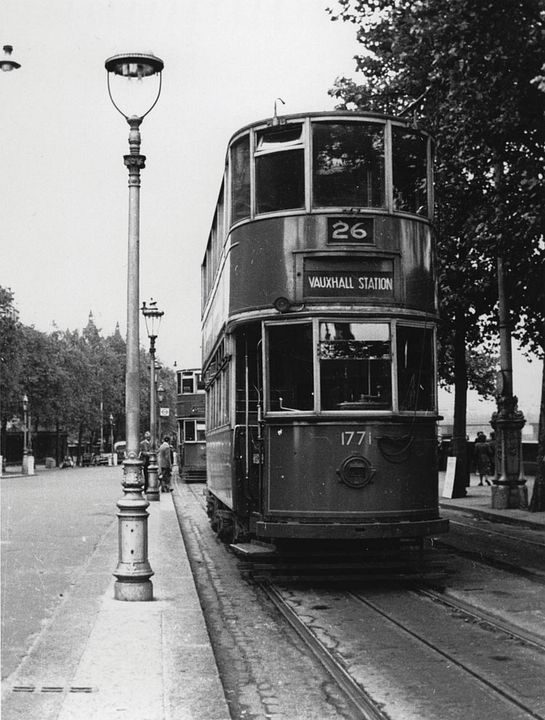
105;51;164;602
142;299;164;502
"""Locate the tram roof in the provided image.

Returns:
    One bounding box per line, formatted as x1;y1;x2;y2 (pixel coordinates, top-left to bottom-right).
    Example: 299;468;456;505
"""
227;110;431;146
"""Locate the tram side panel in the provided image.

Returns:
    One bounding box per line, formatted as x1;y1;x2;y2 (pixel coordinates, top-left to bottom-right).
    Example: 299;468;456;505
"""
263;422;440;529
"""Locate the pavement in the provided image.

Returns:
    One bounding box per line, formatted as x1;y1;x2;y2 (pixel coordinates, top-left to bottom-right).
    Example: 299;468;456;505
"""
1;466;543;720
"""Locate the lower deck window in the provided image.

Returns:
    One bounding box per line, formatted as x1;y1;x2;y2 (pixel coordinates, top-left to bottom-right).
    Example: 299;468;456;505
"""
268;323;313;410
319;322;391;410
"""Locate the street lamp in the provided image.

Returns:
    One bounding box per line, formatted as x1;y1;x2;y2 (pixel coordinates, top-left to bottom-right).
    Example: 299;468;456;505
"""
109;413;115;466
105;51;164;602
157;382;165;443
1;45;20;72
142;299;164;501
21;394;34;476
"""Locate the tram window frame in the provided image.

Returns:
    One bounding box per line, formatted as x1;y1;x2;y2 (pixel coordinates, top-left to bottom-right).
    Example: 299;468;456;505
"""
311;120;386;209
318;321;392;412
396;324;436;412
254;123;305;215
230;134;251;223
265;321;314;413
392;126;428;216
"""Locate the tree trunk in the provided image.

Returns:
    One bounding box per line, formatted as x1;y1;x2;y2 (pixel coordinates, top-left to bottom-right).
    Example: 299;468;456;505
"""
451;308;469;497
529;360;545;511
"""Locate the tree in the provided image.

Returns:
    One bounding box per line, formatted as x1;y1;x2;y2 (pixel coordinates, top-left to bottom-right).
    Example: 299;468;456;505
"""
328;0;545;497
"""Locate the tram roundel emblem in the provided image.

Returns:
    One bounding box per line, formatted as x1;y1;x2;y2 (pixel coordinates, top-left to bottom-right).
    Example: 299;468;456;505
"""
336;455;376;489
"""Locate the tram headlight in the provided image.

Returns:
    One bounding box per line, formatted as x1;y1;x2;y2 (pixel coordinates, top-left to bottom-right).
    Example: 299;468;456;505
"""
273;296;291;314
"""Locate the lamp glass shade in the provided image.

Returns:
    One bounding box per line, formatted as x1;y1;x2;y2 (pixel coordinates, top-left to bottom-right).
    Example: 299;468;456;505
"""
142;301;164;339
105;53;163;119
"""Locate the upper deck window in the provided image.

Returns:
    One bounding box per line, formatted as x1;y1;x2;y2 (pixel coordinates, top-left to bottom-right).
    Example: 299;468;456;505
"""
255;124;304;214
392;128;428;215
312;122;385;208
230;135;251;223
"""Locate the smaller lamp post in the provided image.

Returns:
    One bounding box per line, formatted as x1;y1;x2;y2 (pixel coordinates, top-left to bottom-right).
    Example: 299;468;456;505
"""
142;299;164;501
157;382;165;444
21;394;34;475
109;413;115;466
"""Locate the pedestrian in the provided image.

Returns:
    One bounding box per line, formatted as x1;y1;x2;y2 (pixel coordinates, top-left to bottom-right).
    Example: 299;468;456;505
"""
473;431;492;486
139;431;151;491
158;435;172;493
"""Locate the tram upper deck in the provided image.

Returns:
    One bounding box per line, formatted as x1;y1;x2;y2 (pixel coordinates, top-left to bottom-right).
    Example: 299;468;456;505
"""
202;112;436;360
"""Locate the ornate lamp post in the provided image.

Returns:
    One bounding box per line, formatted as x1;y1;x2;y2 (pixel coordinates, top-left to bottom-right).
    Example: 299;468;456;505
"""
142;299;164;501
1;51;20;477
21;394;34;475
105;52;164;601
157;382;165;443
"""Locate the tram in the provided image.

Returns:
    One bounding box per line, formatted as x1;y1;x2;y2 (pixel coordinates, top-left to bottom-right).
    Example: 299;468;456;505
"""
176;368;207;481
201;110;448;544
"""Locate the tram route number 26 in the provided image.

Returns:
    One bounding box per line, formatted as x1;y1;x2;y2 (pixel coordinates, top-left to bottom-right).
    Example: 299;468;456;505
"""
341;430;367;446
328;217;374;244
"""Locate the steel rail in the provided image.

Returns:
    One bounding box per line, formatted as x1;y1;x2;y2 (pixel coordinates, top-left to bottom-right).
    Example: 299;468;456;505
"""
261;582;389;720
350;591;545;720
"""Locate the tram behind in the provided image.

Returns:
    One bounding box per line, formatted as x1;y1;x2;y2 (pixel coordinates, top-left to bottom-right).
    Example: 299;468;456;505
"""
201;111;448;545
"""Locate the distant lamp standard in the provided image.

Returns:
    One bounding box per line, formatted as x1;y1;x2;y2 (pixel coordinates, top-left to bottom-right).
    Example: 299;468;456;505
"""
157;382;165;443
142;299;164;501
109;413;115;466
490;255;527;509
21;394;34;476
105;52;164;601
1;45;20;72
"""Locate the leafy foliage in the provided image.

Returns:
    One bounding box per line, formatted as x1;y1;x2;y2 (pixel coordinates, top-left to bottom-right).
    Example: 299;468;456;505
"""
327;0;545;495
0;286;177;459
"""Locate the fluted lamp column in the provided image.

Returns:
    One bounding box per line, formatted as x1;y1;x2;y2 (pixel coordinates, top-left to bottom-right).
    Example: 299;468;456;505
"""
105;52;164;601
142;299;164;502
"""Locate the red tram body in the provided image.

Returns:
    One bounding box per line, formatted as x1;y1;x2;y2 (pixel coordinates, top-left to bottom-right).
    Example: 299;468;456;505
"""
201;111;448;543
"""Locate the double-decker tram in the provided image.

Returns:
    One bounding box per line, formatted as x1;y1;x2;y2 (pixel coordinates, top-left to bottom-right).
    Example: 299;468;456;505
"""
201;110;448;546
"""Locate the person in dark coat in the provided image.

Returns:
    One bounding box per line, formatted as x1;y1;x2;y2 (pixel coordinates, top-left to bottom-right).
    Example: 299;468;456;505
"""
139;431;151;491
474;431;492;486
157;435;172;493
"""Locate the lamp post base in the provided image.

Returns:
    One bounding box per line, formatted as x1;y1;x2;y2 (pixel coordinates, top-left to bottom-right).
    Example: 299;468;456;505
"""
146;460;160;502
491;484;528;510
114;579;153;602
113;458;154;601
22;454;35;475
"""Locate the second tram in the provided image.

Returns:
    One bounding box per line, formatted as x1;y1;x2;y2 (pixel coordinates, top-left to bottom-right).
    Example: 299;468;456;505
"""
176;368;207;482
201;110;448;544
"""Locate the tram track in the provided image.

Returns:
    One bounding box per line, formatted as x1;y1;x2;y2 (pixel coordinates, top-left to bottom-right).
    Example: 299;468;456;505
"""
262;582;389;720
180;481;545;719
267;581;545;720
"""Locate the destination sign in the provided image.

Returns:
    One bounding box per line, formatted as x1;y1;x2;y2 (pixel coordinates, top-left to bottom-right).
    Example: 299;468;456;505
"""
303;258;394;299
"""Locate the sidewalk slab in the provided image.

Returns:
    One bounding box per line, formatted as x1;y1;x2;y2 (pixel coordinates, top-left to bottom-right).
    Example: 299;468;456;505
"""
2;490;231;720
439;473;545;531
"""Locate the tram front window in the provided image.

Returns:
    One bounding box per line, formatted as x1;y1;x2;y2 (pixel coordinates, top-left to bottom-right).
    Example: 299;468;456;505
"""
268;323;313;411
397;325;434;411
312;122;385;208
319;322;391;410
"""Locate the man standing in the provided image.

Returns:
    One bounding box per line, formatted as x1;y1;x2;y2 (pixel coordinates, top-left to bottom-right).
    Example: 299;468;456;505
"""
157;435;172;493
139;431;151;491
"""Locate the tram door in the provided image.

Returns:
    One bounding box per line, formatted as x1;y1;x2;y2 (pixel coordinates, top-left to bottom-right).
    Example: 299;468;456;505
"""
234;325;262;518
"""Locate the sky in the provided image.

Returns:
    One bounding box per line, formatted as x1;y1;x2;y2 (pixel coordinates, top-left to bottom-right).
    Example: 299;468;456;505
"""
1;0;542;428
1;0;361;368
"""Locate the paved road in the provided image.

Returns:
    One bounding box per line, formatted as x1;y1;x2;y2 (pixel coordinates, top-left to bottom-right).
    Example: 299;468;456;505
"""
1;466;123;680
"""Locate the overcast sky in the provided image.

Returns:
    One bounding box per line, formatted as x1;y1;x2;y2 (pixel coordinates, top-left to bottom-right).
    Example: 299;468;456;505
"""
1;0;541;426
